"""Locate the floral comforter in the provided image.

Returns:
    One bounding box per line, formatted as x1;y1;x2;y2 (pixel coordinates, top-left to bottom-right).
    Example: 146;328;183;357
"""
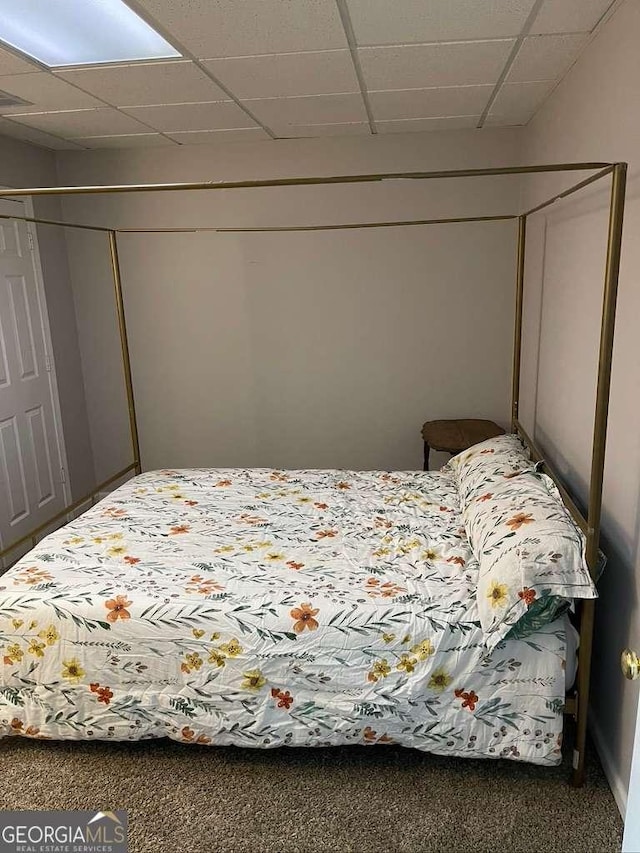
0;468;566;764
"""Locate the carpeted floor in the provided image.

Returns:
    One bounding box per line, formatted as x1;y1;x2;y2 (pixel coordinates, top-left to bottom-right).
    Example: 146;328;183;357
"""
0;731;622;853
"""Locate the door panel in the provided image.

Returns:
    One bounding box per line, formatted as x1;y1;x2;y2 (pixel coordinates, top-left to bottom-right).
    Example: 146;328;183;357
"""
0;415;29;523
26;404;55;507
0;218;23;258
0;198;67;552
7;274;39;380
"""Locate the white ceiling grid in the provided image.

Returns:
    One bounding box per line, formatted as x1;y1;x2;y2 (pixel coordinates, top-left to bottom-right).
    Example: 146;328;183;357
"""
0;0;619;149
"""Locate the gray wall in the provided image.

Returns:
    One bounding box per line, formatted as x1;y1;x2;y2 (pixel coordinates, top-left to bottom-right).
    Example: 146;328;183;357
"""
55;127;522;473
0;135;95;500
520;0;640;816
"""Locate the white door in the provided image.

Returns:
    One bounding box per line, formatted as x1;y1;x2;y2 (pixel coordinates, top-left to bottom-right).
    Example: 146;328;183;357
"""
0;197;68;554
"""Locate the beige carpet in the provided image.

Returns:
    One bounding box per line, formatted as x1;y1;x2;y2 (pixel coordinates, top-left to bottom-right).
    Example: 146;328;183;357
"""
0;732;622;853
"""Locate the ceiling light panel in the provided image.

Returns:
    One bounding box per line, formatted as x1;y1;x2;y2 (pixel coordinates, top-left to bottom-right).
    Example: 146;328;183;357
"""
0;0;181;68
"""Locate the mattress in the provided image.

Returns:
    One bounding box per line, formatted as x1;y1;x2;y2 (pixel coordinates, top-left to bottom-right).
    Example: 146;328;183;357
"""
0;467;566;764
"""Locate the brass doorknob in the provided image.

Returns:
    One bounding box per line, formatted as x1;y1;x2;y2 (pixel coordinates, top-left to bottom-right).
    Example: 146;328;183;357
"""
621;648;640;680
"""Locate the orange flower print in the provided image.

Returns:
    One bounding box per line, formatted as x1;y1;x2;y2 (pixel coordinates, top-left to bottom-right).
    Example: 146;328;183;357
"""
98;687;113;705
455;688;479;711
480;449;495;455
170;524;190;535
477;492;493;502
315;529;338;540
215;479;232;487
336;481;351;490
90;683;113;705
13;567;53;586
105;594;132;623
366;578;405;599
506;512;534;531
124;556;140;565
102;507;127;518
362;726;392;744
446;556;466;567
286;561;304;571
380;582;405;598
185;500;198;507
270;472;289;482
314;502;328;510
186;575;224;595
381;473;400;484
290;603;319;633
239;513;267;526
271;687;294;709
518;586;537;606
181;726;211;744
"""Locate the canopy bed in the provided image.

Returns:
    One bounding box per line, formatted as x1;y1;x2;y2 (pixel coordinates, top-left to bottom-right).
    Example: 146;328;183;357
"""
0;161;627;787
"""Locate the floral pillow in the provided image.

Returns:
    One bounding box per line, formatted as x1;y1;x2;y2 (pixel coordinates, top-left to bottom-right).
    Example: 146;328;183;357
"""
444;433;536;509
462;471;597;651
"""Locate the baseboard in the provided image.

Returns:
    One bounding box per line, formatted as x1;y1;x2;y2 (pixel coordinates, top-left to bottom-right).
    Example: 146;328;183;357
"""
590;706;627;819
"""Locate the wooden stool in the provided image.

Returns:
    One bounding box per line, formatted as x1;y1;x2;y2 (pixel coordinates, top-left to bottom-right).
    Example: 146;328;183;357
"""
421;419;505;471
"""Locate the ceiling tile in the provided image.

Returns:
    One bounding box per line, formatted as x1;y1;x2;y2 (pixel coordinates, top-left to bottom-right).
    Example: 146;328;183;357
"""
74;134;176;149
488;80;555;123
136;0;347;57
203;50;358;99
347;0;536;44
273;122;371;138
166;128;271;144
377;115;481;133
9;108;150;137
0;73;103;113
122;101;257;132
508;33;587;82
56;60;227;107
369;85;493;120
244;93;368;129
0;116;84;149
531;0;615;35
359;40;514;90
0;46;39;75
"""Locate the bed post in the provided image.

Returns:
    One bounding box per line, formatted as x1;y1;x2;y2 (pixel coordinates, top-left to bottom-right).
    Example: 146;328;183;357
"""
511;215;527;431
108;230;142;476
572;162;627;787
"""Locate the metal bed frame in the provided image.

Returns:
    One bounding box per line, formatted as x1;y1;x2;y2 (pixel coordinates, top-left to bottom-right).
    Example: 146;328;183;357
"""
0;160;628;786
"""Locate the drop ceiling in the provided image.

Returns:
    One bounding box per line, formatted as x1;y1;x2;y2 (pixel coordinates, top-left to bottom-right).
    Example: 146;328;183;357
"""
0;0;619;150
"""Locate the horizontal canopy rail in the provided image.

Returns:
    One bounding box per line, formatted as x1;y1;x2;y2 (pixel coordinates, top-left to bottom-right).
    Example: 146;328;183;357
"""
0;161;613;200
119;214;518;234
